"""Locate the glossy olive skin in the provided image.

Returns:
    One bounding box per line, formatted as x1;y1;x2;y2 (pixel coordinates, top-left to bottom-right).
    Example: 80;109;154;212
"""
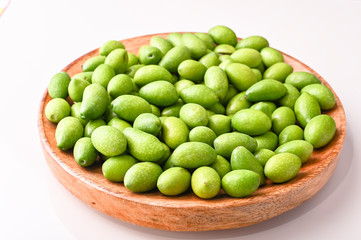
225;63;257;91
285;71;321;90
133;113;162;136
92;64;115;88
91;126;127;157
72;72;93;83
214;44;236;55
45;98;70;123
253;132;278;151
102;154;137;182
199;52;220;68
82;56;106;72
245;79;287;102
55;116;84;151
127;52;138;67
68;78;90;102
208;103;226;115
138;45;162;65
191;166;221;199
107;74;133;99
271;106;296;135
81;84;110;121
254;149;275;167
179;103;208;128
182;33;208;60
276;140;313;163
195;32;215;50
180;85;219;108
139;80;178;107
123;127;165;162
174;79;194;95
111;95;152;122
210;155;231;178
204;66;228;100
161;116;189;150
159;46;191;73
264;153;302;183
231;146;266;185
260;47;284;68
73;137;98;167
48;72;71;99
278;125;304;145
263;62;293;82
213;132;257;159
150;36;173;56
178;59;207;83
208;25;237;46
226;92;251;116
301;84;336;110
207;114;231;136
294;92;321;128
304;114;336;148
105;48;128;74
171;142;217;169
161;100;184;118
250;102;277;119
107;118;131;132
157;167;191;196
124;162;163;193
277;83;300;109
133;65;173;87
167;32;183;46
220;84;238;107
230;48;262;68
232;109;272;136
222;170;260;198
70;102;89;126
99;40;125;56
236;35;269;51
84;119;106;138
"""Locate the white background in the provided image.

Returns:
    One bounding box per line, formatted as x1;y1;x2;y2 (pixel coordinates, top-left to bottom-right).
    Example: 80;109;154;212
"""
1;0;360;239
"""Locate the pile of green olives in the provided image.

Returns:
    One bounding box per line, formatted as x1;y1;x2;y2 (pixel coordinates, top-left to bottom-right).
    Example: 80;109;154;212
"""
45;25;337;199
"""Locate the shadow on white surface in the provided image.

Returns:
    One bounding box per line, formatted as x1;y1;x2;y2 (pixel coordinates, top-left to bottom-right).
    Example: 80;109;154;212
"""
47;127;353;239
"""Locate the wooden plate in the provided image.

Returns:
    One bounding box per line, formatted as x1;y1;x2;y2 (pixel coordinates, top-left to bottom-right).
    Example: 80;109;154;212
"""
38;33;346;231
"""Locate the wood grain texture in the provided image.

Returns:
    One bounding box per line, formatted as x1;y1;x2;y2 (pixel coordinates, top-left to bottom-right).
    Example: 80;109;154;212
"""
38;33;346;231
